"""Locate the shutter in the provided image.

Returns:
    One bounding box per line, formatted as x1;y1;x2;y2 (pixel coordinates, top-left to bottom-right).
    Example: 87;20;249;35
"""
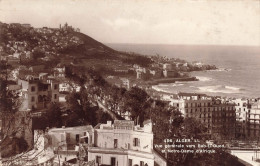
138;138;140;147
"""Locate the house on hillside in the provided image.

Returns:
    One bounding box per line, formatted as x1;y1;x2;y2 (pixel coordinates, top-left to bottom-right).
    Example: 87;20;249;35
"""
17;76;59;111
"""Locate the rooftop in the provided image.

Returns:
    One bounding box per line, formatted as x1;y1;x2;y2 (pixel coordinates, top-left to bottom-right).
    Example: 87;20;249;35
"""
48;125;93;133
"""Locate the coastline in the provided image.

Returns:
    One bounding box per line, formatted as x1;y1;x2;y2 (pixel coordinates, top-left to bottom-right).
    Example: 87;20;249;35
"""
146;77;198;85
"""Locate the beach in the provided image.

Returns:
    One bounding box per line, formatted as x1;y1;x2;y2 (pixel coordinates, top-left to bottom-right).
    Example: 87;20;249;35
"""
108;44;260;98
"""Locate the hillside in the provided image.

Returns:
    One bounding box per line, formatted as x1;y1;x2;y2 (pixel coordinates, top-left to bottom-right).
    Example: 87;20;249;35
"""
0;22;217;83
0;22;152;67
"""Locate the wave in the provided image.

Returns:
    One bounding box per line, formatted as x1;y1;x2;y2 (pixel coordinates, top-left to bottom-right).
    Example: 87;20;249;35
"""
152;83;184;93
198;85;242;94
151;86;171;93
225;86;240;91
210;68;231;72
196;76;212;82
158;83;184;87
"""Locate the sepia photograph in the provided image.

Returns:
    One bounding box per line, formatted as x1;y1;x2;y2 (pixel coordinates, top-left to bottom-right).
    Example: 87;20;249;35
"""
0;0;260;165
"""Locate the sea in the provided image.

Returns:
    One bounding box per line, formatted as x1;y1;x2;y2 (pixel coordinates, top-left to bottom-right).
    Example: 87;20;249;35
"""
107;44;260;99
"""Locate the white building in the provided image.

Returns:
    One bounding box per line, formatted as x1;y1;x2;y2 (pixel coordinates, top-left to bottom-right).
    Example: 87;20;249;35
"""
162;63;172;70
232;98;249;138
247;100;260;138
88;120;161;166
120;78;130;89
47;125;94;151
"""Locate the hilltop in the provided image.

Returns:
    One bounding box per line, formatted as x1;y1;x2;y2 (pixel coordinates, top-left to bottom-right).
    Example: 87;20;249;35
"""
0;22;152;67
0;22;216;84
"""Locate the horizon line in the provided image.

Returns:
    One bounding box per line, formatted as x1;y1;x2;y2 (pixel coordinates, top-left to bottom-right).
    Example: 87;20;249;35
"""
105;43;260;48
1;21;259;48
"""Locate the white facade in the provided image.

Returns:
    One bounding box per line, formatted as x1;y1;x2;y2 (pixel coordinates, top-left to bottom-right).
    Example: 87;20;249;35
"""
47;126;94;151
233;98;248;122
247;101;260;138
88;120;156;166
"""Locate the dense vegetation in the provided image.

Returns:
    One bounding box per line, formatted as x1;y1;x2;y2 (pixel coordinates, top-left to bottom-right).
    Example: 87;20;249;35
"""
0;61;29;157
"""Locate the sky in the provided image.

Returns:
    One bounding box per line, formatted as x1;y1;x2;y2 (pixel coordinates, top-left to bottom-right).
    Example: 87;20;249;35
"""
0;0;259;46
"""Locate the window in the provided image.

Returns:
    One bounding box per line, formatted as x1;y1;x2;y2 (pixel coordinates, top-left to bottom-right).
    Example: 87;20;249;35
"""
76;134;79;143
85;137;88;144
111;157;116;166
140;161;144;166
31;86;35;92
114;139;118;148
54;94;57;99
128;159;132;166
133;138;140;147
54;84;58;90
96;156;101;164
31;96;35;102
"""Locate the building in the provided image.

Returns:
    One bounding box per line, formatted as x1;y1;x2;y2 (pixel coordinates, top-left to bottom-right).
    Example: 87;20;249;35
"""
120;78;130;89
88;120;161;166
232;98;249;138
2;75;59;149
246;100;260;139
54;65;66;78
231;98;260;139
162;70;178;78
136;71;142;79
167;93;236;139
162;63;172;70
47;125;94;151
18;76;59;111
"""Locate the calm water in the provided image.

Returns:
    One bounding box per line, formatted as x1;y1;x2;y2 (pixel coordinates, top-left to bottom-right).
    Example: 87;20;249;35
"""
107;44;260;98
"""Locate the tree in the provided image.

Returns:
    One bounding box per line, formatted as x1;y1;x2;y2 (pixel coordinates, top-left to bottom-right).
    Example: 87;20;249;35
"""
106;86;126;115
32;49;45;61
182;117;209;140
122;87;151;125
0;61;32;161
0;61;20;137
44;103;63;128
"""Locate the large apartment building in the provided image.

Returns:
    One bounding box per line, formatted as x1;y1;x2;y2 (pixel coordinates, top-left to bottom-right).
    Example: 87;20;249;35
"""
231;99;260;139
167;93;236;139
232;98;249;138
246;101;260;139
